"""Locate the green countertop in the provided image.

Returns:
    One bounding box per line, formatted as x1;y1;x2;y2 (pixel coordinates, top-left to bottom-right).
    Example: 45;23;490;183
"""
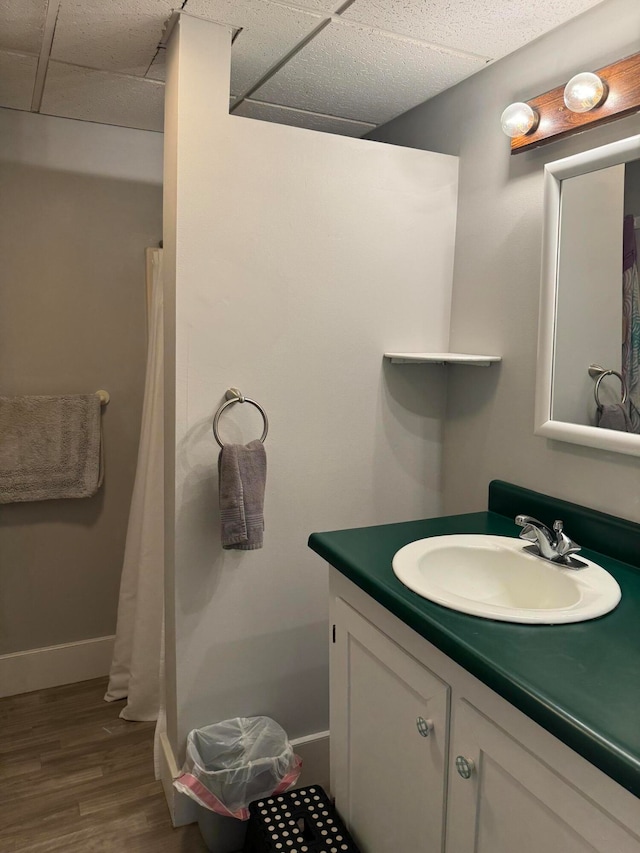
309;504;640;799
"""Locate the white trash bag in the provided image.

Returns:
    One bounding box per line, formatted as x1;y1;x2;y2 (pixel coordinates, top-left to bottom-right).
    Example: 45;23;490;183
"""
174;716;302;820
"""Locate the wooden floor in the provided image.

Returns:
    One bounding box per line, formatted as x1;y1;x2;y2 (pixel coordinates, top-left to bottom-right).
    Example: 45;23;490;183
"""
0;678;209;852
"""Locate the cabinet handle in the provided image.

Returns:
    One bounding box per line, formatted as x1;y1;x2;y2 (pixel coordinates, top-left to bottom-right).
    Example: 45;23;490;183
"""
455;756;475;779
416;716;434;737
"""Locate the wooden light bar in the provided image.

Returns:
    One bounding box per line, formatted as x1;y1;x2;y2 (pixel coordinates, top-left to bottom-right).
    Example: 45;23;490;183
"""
511;51;640;153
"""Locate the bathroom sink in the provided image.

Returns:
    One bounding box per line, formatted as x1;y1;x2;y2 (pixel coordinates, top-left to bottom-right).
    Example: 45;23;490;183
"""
392;534;621;624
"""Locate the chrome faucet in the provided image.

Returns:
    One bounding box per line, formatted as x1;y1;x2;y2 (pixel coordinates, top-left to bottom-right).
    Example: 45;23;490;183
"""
515;515;581;564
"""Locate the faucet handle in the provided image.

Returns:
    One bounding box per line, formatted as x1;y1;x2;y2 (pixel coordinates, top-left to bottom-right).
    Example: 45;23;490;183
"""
515;515;544;545
552;519;581;558
515;515;549;531
516;514;535;527
514;515;556;551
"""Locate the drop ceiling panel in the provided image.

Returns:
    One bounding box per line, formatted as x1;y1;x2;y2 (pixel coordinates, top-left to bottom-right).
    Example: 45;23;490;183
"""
0;0;47;54
234;99;375;137
249;0;343;12
254;19;488;125
0;51;37;110
0;0;614;136
50;0;175;77
184;0;324;96
41;62;164;132
342;0;606;58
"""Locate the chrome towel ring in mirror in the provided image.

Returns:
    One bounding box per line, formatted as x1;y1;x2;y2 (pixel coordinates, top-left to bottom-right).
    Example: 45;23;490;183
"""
212;388;269;448
588;364;628;410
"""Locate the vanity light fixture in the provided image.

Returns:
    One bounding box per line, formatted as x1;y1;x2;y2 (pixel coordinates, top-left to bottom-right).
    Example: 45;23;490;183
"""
563;72;608;113
503;50;640;153
500;102;539;137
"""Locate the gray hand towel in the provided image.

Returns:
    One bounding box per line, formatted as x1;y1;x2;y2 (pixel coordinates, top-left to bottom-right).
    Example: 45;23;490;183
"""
597;403;633;432
0;394;103;503
218;440;266;550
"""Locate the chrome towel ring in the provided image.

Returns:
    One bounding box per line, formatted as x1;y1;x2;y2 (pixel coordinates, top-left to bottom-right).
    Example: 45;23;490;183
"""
588;364;628;410
213;388;269;448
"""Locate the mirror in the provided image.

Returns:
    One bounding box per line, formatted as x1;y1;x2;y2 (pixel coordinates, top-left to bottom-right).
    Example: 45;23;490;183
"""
536;133;640;456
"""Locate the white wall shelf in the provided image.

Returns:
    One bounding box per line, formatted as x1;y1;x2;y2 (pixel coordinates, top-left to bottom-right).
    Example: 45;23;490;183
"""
384;352;502;367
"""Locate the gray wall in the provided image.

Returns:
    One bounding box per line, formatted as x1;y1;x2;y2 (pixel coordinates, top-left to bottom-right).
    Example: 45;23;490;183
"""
371;0;640;520
0;109;162;655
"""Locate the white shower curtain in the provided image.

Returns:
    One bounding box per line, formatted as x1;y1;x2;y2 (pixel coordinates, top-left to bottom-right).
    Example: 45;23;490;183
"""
105;248;164;720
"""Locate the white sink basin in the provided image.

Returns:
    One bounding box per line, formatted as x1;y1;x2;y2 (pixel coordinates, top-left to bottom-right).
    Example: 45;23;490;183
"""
392;534;621;624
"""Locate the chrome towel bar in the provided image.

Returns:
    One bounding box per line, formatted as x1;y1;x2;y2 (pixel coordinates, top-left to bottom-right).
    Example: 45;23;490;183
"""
212;388;269;448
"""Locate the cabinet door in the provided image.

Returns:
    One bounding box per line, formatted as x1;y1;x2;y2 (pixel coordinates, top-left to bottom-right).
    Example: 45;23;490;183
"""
331;599;449;853
447;700;640;853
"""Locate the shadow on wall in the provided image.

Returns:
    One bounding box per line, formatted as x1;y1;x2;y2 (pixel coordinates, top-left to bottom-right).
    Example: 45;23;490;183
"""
381;358;447;421
0;486;105;528
175;415;225;616
378;359;500;521
0;489;106;649
177;618;329;753
444;362;502;422
376;359;448;517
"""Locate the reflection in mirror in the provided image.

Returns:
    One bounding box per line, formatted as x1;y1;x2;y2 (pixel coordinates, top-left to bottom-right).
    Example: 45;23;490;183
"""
623;161;640;431
535;134;640;457
553;162;640;432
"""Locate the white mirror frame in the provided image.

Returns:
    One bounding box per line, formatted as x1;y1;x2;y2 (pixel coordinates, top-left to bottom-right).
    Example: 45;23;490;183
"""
535;133;640;456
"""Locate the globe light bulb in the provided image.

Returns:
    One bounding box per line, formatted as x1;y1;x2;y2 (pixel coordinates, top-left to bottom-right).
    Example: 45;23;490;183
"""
500;102;538;138
563;72;607;113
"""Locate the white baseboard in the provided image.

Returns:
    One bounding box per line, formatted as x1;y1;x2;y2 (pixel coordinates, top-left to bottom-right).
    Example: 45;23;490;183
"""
158;729;331;828
0;635;115;698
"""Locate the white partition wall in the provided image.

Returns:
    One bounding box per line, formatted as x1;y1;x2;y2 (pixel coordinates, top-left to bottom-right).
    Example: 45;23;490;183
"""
162;13;459;800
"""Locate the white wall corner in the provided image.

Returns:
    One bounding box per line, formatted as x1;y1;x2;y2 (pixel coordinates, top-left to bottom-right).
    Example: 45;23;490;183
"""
167;13;232;122
290;731;331;795
158;730;199;827
0;635;115;698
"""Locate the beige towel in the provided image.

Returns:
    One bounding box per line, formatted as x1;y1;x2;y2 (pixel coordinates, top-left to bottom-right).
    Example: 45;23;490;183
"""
0;394;104;503
218;440;266;550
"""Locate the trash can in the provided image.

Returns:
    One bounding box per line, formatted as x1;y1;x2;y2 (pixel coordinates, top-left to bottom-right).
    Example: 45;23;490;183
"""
174;716;302;853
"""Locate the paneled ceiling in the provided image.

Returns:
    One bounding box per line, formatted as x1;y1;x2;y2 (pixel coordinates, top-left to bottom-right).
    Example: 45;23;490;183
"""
0;0;606;137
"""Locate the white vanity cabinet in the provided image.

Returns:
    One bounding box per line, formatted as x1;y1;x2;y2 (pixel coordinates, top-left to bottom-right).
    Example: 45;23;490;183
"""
329;574;640;853
330;598;449;853
447;701;639;853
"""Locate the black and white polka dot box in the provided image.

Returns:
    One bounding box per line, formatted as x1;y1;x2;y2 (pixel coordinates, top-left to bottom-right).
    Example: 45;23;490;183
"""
243;785;360;853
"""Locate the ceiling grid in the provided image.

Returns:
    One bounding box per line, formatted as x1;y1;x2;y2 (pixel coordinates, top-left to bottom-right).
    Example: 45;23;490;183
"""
0;0;607;135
